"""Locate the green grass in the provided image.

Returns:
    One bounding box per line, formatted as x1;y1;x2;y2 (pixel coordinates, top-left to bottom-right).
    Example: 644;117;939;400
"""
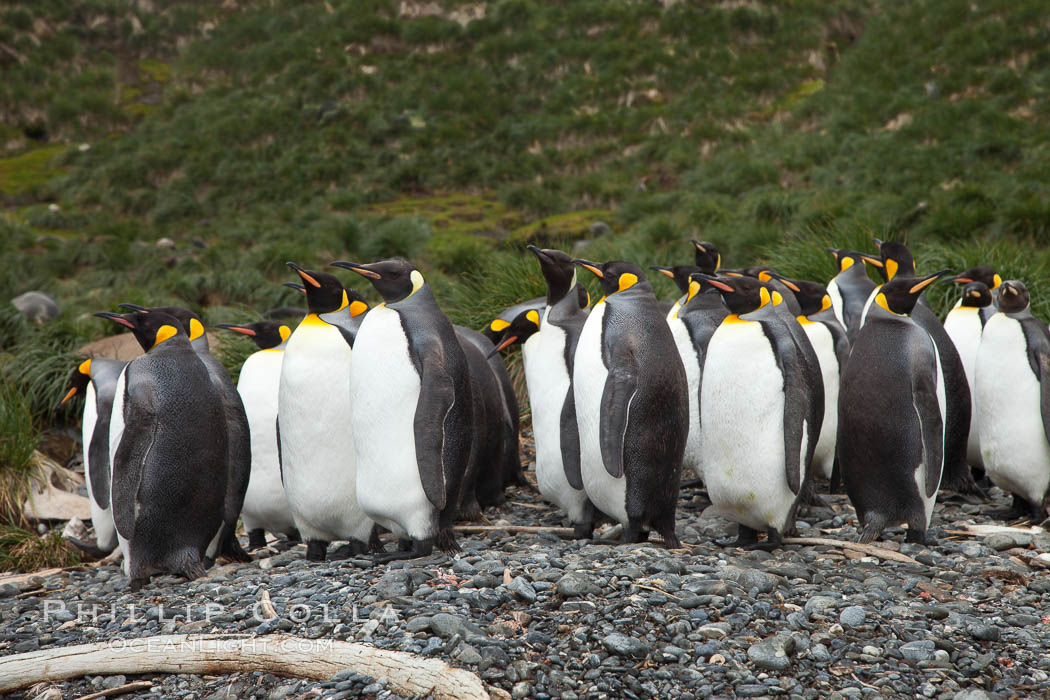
0;382;41;525
0;526;80;572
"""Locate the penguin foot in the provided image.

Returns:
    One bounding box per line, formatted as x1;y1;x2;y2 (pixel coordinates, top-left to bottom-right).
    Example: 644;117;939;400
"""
436;527;460;554
987;494;1031;522
368;526;384;553
247;529;267;552
941;469;986;498
572;521;594;540
623;520;649;544
305;540;329;562
129;577;149;592
373;538;435;563
660;531;682;550
219;531;252;563
180;560;208;581
904;528;929;545
717;525;759;548
741;529;783;552
66;536;113;560
286;528;302;543
680;478;704;490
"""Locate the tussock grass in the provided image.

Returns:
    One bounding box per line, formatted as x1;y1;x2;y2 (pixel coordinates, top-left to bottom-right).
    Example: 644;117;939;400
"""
0;383;40;525
0;526;80;572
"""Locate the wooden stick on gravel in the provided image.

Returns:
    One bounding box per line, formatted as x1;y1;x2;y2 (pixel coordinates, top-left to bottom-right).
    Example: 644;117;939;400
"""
783;537;922;565
74;680;154;700
0;634;508;700
454;524;575;536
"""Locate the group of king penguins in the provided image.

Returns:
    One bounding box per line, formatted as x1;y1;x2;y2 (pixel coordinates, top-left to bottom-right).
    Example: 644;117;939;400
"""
57;238;1050;588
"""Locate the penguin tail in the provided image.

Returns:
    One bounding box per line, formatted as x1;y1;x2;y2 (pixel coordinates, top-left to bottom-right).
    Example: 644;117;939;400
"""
436;527;460;554
857;513;886;545
180;560;208;581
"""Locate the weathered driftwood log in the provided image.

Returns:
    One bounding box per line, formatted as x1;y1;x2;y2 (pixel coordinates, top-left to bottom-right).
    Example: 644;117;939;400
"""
0;634;508;699
454;524;576;535
783;537;921;565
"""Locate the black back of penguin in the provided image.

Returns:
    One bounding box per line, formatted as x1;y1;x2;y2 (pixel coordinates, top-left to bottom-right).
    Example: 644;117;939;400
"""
334;259;473;553
455;326;513;512
865;242;976;495
577;260;688;546
120;304;252;561
100;311;228;588
838;272;950;544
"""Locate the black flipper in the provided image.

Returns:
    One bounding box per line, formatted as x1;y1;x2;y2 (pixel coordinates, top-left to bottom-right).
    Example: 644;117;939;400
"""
276;414;284;486
912;365;945;499
560;386;584;489
599;366;637;478
759;321;817;495
1019;317;1050;448
414;364;456;509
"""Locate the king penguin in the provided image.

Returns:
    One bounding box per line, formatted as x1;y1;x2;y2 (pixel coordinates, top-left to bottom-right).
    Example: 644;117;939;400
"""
94;310;228;589
333;259;472;560
698;275;823;549
944;282;994;471
57;357;127;556
838;271;951;543
858;240;977;494
949;266;1001;324
975;280;1050;521
514;245;600;537
118;303;252;561
572;260;687;547
654;269;728;482
279;263;375;561
766;273;850;489
826;249;877;340
215;321;298;550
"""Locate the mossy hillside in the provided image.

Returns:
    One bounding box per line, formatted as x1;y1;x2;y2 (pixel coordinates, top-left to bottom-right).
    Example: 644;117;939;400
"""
0;0;1048;439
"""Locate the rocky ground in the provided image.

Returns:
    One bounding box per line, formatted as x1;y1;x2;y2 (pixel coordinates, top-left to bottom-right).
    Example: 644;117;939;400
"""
1;439;1048;700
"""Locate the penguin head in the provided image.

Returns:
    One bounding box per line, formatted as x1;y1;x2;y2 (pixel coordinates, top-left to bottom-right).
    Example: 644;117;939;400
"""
951;266;1001;292
331;259;424;304
649;265;700;295
56;358;93;409
997;280;1030;314
690;239;721;274
286;262;357;315
527;246;576;302
863;238;915;283
215;321;291;350
572;259;648;299
696;274;780;315
957;282;992;309
117;304;207;343
95;310;185;352
487;308;543;358
873;269;952;316
763;272;832;317
828;248;877;276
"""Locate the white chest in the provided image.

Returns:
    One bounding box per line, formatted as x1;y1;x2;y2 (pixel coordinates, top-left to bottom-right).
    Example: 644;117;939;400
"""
701;320;796;532
976;315;1050;504
350;306;434;539
573;303;629;523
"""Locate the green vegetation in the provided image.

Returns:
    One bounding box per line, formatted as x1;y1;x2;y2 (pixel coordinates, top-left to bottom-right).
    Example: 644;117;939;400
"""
1;0;1049;567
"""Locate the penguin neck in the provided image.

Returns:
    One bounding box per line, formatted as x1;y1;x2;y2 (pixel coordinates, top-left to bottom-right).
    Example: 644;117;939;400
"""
1003;307;1034;321
740;303;778;322
607;279;655;303
389;283;437;310
681;288;726;314
543;267;576;308
190;334;210;354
